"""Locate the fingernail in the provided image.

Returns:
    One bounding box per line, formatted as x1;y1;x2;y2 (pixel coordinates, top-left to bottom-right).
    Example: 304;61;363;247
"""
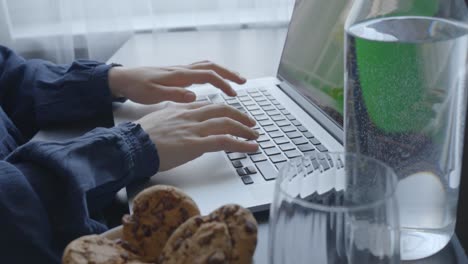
184;92;196;102
253;130;260;137
249;116;256;125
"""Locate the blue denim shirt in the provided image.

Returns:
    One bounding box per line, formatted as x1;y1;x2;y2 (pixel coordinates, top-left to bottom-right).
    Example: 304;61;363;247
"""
0;46;159;263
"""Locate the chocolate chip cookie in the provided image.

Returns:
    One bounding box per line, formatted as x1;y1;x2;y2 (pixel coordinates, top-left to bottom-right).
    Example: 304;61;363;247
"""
210;204;258;264
160;204;258;264
122;185;200;262
159;217;233;264
62;235;145;264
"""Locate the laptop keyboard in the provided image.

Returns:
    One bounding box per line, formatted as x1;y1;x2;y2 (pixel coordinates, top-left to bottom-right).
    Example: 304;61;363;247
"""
195;87;330;185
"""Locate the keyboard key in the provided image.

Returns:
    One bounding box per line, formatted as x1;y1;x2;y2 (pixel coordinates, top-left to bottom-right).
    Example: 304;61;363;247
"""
208;94;225;104
279;143;295;151
259;87;268;92
256;135;270;142
319;158;331;171
285;114;296;120
228;153;246;160
232;160;243;168
229;103;244;109
280;126;296;133
271;115;286;121
292;137;308;145
250;110;264;116
248;149;262;156
251;154;268;162
274;137;290;145
259;119;273;126
275;160;287;170
257;101;269;106
326;154;334;167
310;138;321;145
261;91;271;95
270;99;281;105
241;176;254;185
316;144;328;152
246;105;259;111
243;100;256;106
260;141;275;149
337;157;344;168
256;161;278;181
254;97;268;102
196;95;209;102
286;131;302;139
268;131;283;138
276;120;290;127
285;149;302;159
276;105;286;110
226;98;239;105
250;92;262;97
237;168;247;176
255;114;269;121
311;159;320;170
261;105;275;111
266;95;275;100
266;110;281;116
298;144;315;152
297;126;308;132
245;165;258;174
265;147;281;156
291;120;302;126
270;154;287;163
238;95;250;101
263;125;278;132
303;131;315;138
281;110;290;115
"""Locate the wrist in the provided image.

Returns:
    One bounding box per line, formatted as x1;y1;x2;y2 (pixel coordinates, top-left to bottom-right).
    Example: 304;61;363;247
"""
108;65;127;98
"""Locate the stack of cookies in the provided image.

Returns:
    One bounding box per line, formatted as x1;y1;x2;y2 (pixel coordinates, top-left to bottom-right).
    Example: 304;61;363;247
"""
62;185;258;264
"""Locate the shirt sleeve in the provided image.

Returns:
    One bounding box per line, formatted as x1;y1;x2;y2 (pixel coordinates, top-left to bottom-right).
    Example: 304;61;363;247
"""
0;122;159;264
0;45;118;139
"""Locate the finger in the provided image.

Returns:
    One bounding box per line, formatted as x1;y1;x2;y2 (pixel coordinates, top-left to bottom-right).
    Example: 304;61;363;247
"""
173;69;237;96
195;118;259;140
154;84;197;103
196;135;259;153
188;104;256;127
186;61;246;85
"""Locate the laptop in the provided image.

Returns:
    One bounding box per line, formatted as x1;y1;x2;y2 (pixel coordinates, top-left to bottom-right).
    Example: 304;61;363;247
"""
114;0;352;214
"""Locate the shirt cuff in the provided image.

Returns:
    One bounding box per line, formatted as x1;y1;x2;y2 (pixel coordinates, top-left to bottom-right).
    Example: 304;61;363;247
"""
112;122;159;180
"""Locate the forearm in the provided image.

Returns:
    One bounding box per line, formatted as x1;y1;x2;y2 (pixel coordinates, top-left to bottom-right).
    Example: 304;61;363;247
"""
0;122;159;263
0;46;119;139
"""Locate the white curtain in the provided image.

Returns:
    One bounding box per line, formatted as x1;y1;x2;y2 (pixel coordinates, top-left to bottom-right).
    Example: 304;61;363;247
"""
0;0;294;64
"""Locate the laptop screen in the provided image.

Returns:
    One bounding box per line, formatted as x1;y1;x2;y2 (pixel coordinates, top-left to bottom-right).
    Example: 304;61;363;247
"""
277;0;352;128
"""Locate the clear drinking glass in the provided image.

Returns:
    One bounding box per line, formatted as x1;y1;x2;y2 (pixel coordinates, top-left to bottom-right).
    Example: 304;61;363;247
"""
269;152;400;264
344;0;468;260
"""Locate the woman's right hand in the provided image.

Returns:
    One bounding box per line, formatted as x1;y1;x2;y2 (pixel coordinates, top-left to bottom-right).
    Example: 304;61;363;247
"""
134;101;259;172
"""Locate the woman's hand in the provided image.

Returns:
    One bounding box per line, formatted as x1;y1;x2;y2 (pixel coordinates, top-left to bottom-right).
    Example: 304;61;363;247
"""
134;101;259;172
108;61;246;104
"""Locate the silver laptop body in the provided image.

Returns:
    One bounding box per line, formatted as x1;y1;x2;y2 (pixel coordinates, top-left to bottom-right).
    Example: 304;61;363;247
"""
115;0;351;214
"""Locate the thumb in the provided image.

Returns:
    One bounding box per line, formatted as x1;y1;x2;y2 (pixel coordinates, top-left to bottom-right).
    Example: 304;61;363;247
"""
156;84;196;103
